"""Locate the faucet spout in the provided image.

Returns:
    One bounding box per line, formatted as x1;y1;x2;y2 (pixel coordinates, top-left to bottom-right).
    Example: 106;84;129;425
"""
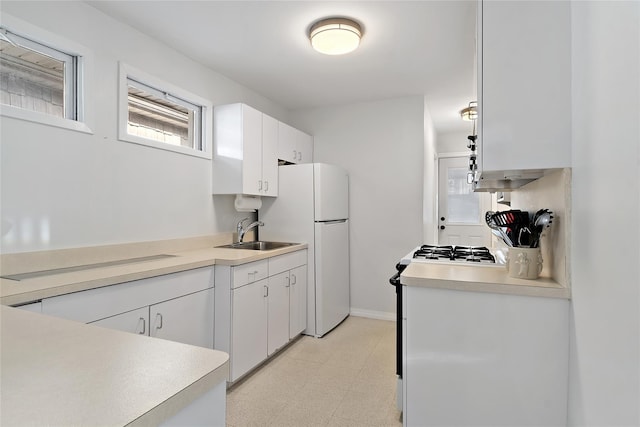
237;219;264;243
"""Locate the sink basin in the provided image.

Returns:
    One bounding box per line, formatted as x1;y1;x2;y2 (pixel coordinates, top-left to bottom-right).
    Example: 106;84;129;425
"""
216;241;298;251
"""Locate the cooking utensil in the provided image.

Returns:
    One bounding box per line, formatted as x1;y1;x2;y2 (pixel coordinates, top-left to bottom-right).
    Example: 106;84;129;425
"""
486;211;513;247
530;210;553;248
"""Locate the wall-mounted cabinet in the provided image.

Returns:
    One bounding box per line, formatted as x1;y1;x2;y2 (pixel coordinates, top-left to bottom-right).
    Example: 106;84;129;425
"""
278;122;313;164
477;0;571;181
212;103;278;197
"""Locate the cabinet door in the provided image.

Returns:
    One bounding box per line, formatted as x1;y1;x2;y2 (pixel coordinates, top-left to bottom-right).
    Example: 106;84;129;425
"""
240;104;263;195
150;288;214;348
262;114;279;196
277;122;297;164
267;272;290;355
90;307;149;335
480;0;571;173
295;130;313;164
289;265;307;339
231;279;268;381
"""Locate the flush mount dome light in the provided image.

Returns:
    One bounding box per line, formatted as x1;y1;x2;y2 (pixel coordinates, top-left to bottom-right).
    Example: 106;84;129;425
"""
309;17;362;55
460;101;478;121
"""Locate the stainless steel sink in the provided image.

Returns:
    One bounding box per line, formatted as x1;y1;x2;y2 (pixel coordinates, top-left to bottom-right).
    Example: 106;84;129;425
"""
216;241;298;251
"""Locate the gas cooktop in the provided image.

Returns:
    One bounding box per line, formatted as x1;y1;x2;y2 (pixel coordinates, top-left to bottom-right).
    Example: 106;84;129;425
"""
401;245;503;267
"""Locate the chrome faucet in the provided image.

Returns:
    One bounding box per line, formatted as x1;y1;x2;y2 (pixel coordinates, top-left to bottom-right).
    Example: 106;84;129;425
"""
237;218;264;243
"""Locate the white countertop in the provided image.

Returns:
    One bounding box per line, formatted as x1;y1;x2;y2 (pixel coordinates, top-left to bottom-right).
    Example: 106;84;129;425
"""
0;238;307;426
401;262;570;299
1;243;308;306
0;305;229;426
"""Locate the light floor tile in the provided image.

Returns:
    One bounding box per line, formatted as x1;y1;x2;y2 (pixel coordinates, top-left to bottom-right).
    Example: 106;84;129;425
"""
226;316;402;427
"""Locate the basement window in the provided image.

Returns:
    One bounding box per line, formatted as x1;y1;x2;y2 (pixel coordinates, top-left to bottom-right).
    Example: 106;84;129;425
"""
118;63;212;158
0;26;88;132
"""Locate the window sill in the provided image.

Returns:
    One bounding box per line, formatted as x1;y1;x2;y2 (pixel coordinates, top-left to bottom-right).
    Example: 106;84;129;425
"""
118;133;212;160
1;105;93;135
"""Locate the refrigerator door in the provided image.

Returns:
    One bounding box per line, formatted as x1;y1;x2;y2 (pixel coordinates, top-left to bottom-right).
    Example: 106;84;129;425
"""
314;163;349;221
314;219;350;336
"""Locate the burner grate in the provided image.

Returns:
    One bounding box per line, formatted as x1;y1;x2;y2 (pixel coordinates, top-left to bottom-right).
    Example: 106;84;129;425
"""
413;245;496;263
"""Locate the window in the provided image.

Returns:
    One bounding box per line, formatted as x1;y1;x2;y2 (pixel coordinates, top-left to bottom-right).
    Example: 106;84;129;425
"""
1;27;79;120
119;63;212;158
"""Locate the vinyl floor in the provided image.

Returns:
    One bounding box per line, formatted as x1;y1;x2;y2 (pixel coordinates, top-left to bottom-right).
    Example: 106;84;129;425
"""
226;316;403;426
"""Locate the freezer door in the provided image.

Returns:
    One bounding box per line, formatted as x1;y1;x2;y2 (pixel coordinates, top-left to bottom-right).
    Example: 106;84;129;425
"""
314;220;350;336
314;163;349;221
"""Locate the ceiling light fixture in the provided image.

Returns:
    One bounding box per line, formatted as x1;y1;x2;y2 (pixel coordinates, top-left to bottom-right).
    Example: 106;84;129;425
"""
309;17;362;55
460;101;478;121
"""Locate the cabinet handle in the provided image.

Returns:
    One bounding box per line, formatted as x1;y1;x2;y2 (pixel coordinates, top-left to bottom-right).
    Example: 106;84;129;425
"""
264;285;269;297
138;317;146;335
258;180;263;191
156;313;163;330
285;276;290;288
291;274;296;285
293;149;297;160
264;181;269;191
297;152;302;161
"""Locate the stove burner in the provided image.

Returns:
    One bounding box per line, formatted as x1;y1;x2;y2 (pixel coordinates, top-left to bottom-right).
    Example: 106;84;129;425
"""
413;245;496;263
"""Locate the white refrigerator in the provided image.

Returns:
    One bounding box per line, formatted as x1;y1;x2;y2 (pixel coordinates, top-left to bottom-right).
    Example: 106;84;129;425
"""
260;163;350;337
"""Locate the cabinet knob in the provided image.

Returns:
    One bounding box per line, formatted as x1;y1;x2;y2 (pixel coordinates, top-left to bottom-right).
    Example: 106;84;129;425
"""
440;225;446;230
440;217;445;221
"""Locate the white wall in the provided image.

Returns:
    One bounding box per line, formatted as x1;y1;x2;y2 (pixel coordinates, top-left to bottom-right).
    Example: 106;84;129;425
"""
0;1;287;253
436;130;471;154
291;96;425;319
569;2;640;425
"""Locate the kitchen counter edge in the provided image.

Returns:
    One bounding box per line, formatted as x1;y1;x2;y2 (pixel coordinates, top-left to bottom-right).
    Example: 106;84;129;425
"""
0;244;308;306
400;262;570;299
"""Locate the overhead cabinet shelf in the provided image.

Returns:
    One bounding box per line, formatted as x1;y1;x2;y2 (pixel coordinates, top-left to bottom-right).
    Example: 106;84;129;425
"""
477;0;571;185
212;103;313;197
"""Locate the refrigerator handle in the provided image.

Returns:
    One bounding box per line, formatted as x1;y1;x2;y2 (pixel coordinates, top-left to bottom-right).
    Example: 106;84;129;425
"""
317;219;347;224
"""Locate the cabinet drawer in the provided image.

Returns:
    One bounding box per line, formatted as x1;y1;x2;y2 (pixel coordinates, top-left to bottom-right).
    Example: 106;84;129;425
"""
232;260;268;288
269;250;307;276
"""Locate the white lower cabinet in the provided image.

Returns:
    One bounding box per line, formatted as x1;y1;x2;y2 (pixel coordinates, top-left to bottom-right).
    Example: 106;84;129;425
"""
150;289;214;348
288;265;307;339
90;306;149;335
231;279;268;381
267;271;291;355
403;285;569;427
43;267;215;349
215;249;307;382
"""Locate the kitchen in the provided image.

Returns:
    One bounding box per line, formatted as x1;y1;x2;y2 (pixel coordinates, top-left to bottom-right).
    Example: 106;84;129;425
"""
1;1;639;427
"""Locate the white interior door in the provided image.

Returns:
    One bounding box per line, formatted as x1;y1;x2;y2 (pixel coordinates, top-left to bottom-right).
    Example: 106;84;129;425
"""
438;156;492;247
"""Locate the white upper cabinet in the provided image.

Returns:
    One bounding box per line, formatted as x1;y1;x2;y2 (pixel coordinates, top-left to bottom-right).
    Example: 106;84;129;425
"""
278;122;313;164
212;103;278;196
478;0;571;179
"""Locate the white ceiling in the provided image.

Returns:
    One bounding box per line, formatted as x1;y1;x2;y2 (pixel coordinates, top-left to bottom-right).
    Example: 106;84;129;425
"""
87;1;477;134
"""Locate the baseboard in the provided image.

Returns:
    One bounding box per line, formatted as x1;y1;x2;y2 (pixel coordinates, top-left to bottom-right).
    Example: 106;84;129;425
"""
349;308;395;322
